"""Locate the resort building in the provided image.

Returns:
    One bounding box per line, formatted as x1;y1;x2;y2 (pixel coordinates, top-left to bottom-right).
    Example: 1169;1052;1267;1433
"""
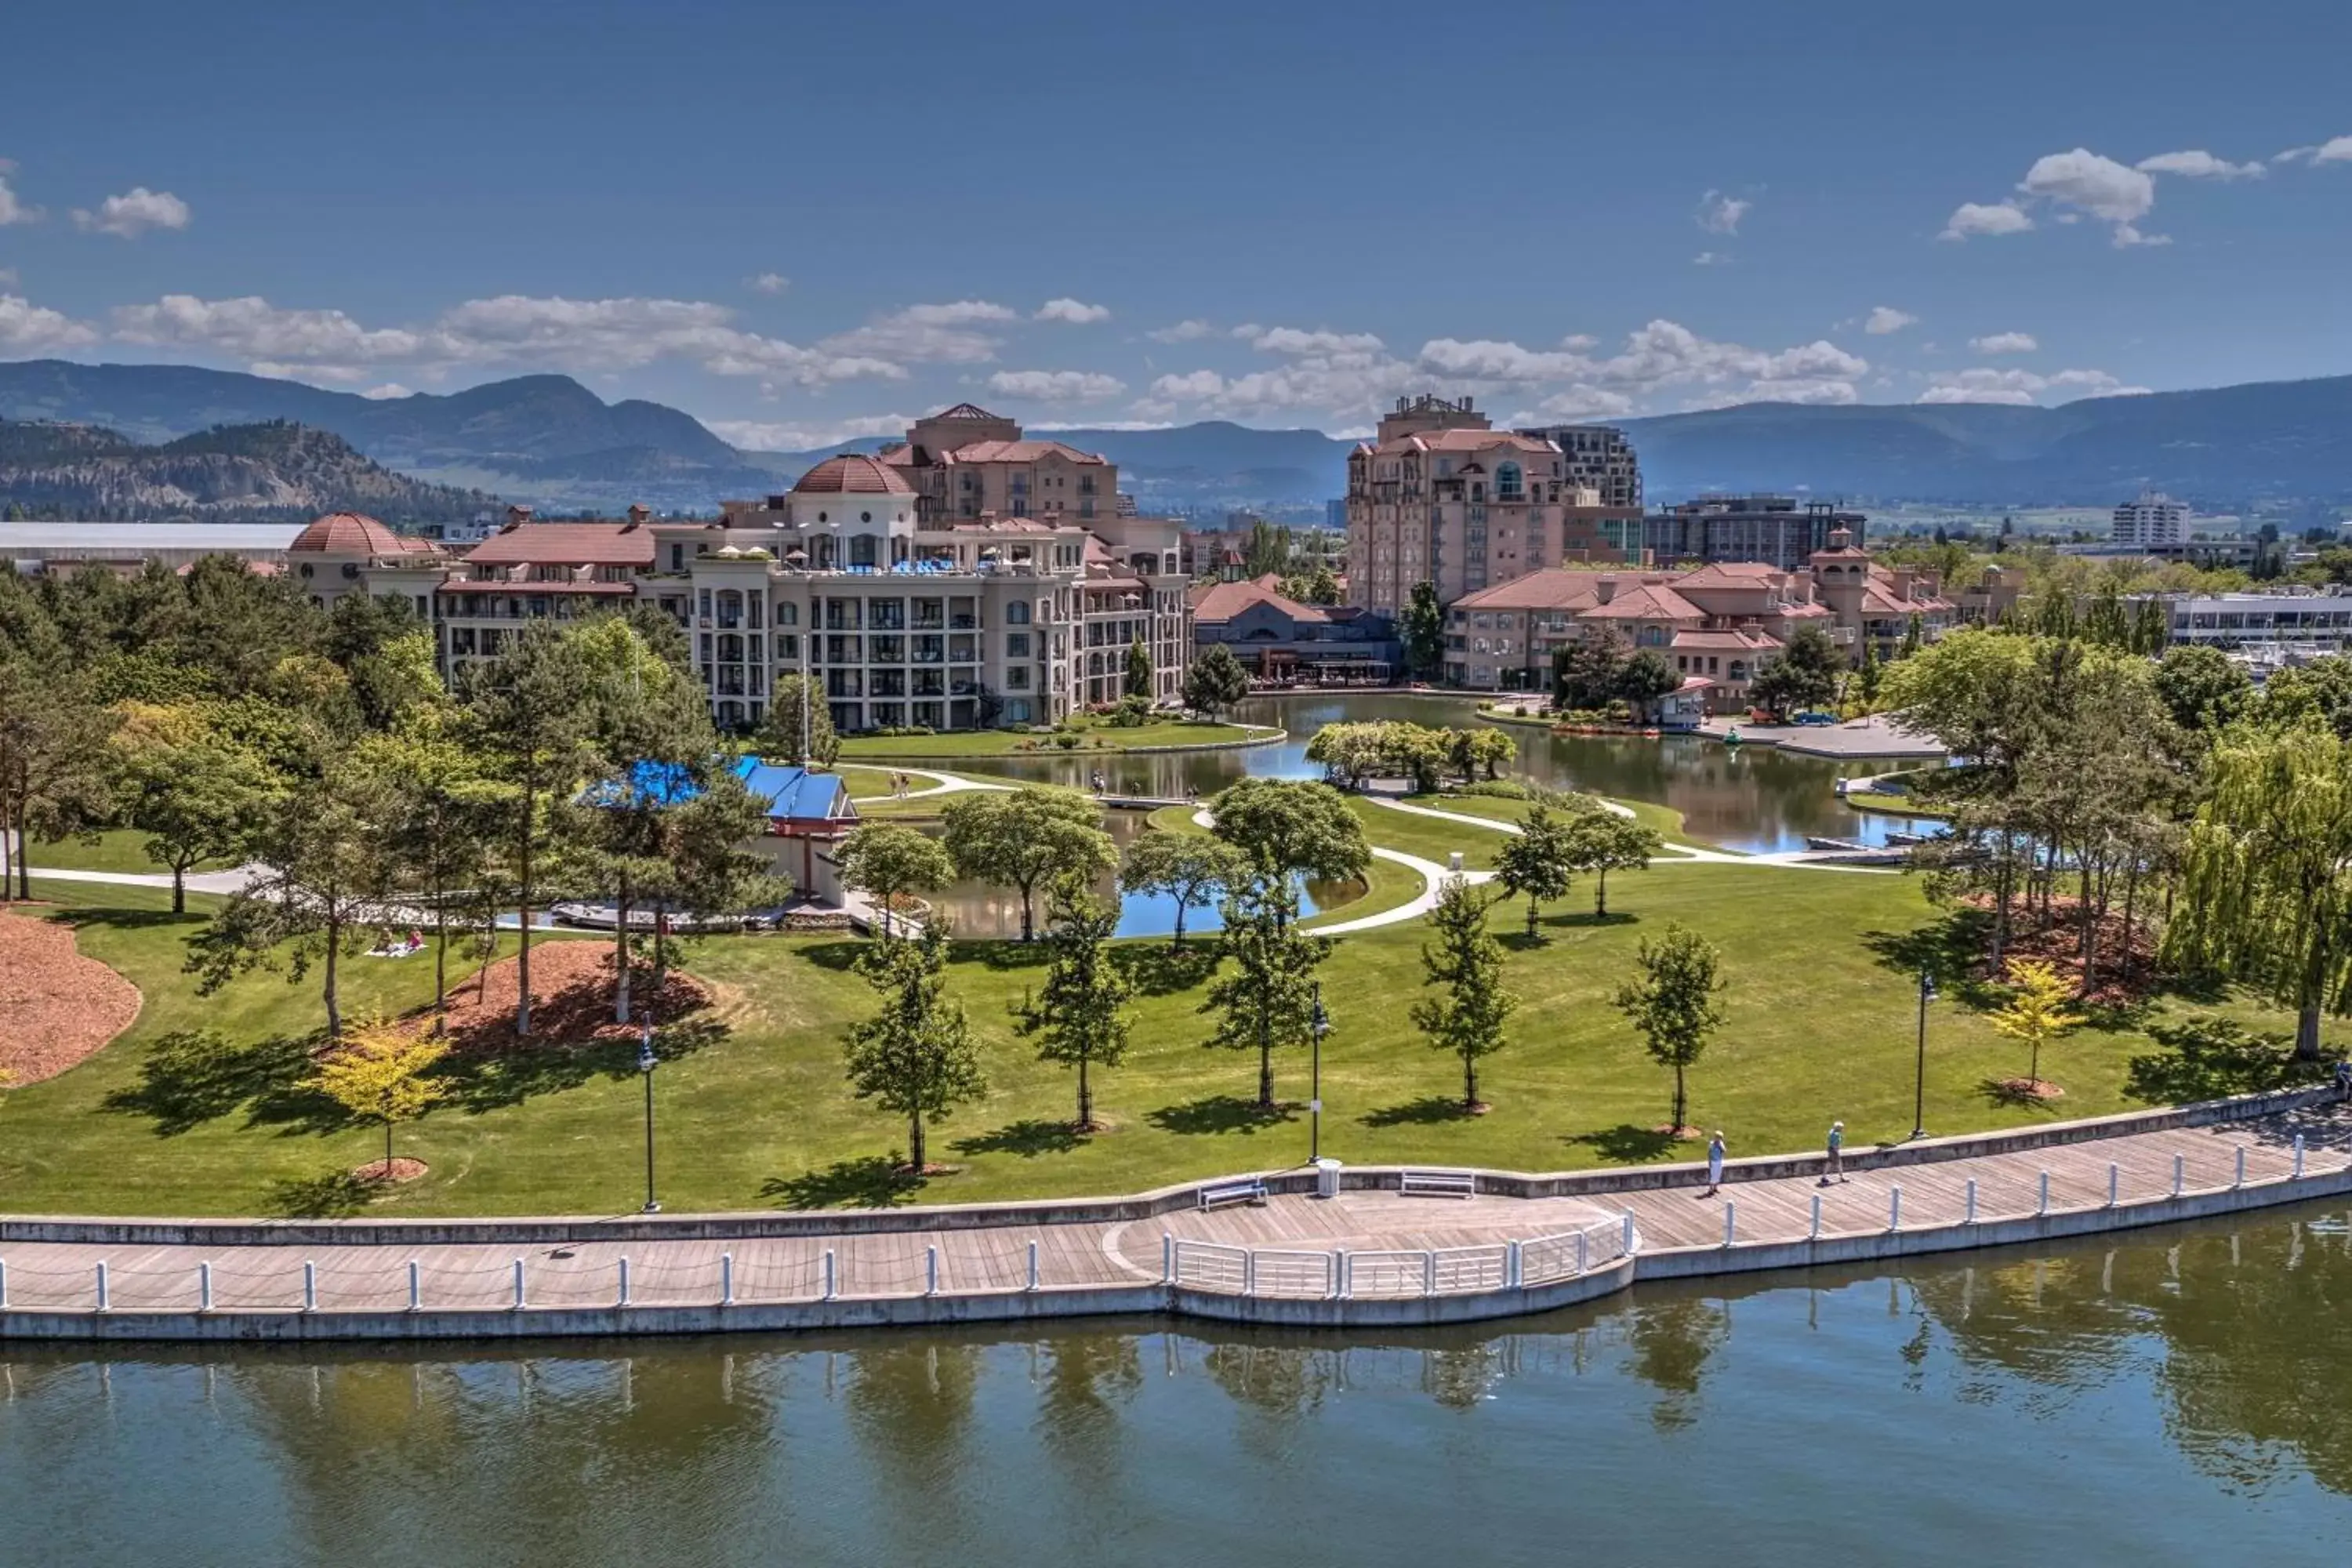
2136;586;2352;663
1189;575;1399;685
1345;394;1637;620
1511;423;1642;510
1642;495;1866;572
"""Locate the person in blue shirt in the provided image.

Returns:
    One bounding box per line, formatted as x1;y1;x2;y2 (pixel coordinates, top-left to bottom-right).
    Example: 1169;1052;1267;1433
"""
1704;1131;1726;1197
1820;1120;1846;1186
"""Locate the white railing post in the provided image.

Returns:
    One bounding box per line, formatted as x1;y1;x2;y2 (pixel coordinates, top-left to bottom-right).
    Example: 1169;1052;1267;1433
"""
1026;1240;1040;1294
1621;1211;1637;1254
1577;1231;1590;1274
2107;1163;2120;1208
96;1261;110;1313
1965;1179;1978;1225
1243;1250;1258;1297
720;1252;734;1307
407;1259;421;1312
822;1249;837;1301
2173;1154;2185;1198
1161;1232;1174;1285
198;1261;213;1313
1333;1249;1347;1299
1809;1192;1823;1240
1889;1186;1902;1232
511;1258;525;1311
618;1257;631;1308
924;1246;938;1298
1506;1240;1523;1289
2294;1134;2307;1178
1722;1203;1737;1248
1423;1250;1437;1295
0;1258;9;1309
2235;1146;2247;1188
302;1261;317;1314
2038;1171;2050;1216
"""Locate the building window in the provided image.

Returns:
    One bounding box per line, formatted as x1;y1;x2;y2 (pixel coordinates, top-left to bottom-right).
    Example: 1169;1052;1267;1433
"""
1007;601;1032;625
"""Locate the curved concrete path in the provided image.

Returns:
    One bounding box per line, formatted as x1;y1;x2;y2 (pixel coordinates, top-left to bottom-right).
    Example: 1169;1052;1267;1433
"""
1185;805;1491;936
837;762;1011;800
1360;795;1896;875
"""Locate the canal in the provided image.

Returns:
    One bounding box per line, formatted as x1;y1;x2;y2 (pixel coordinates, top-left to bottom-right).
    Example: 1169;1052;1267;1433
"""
5;1207;2345;1565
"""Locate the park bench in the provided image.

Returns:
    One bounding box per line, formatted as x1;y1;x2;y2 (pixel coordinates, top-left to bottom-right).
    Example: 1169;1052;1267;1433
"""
1398;1170;1478;1200
1197;1176;1269;1210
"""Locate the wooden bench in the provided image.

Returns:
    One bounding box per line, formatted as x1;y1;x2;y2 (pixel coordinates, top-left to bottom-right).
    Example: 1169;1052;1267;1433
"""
1197;1177;1269;1210
1399;1170;1477;1200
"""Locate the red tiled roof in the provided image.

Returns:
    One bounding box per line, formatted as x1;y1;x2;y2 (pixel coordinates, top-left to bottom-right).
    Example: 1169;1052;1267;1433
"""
1189;578;1328;625
1374;429;1557;456
1450;569;1616;612
793;453;916;495
1582;583;1704;622
1671;628;1782;652
463;523;656;568
288;512;430;557
942;438;1109;465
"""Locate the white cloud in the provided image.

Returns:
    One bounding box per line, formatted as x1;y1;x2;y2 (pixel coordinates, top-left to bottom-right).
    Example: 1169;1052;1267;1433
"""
706;414;913;452
746;272;789;295
361;383;413;400
2020;149;2153;223
1940;200;2034;241
114;294;425;363
1969;332;2039;355
1559;334;1599;351
818;300;1014;364
1416;338;1589;382
1918;367;2150;405
0;170;37;227
1526;387;1637;420
1246;325;1385;356
1692;252;1731;267
1145;318;1214;343
1035;297;1110;325
2277;136;2352;166
1863;307;1918;336
985;368;1126;401
71;187;191;238
1149;369;1230;401
2136;150;2265;180
0;293;99;352
1031;419;1177;433
1696;190;1751;234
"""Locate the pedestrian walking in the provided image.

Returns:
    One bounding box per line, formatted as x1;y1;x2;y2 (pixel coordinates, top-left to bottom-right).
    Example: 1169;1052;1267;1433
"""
1704;1131;1726;1197
1820;1120;1846;1185
2336;1056;2351;1102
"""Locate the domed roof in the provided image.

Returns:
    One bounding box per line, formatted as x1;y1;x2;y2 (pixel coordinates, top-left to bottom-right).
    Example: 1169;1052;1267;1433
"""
288;512;419;555
791;452;915;496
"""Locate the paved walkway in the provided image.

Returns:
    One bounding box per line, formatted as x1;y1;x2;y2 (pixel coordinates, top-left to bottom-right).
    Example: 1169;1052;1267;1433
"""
1;1102;2342;1325
1359;796;1895;875
837;762;1012;800
1697;714;1945;759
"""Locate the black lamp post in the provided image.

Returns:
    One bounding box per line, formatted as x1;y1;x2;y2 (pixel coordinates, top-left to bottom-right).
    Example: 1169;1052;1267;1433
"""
637;1012;662;1214
1909;968;1937;1142
1308;982;1330;1163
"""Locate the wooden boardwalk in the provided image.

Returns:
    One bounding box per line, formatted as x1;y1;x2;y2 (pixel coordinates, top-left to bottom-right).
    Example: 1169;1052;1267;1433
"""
1;1102;2346;1327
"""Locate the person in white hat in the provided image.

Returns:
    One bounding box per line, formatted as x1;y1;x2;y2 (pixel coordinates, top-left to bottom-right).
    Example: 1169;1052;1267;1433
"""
1821;1120;1846;1186
1704;1131;1726;1197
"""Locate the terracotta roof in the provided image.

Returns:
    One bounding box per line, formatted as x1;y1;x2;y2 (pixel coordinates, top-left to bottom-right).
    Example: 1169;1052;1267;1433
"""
288;512;428;557
1189;578;1328;626
941;438;1109;466
1581;583;1704;622
1450;570;1613;612
1675;562;1788;589
793;452;915;495
1860;584;1954;615
463;523;656;568
1374;429;1557;456
1671;628;1782;652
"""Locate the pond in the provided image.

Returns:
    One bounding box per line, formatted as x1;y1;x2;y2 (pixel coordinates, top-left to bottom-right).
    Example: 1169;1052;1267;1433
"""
7;1206;2347;1567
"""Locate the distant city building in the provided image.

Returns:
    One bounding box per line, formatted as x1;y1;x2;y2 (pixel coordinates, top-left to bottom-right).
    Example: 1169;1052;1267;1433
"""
1225;510;1265;532
2111;489;2188;548
1642;495;1864;572
1511;423;1642;509
2139;586;2352;661
1326;497;1347;529
1345;394;1636;619
1;521;306;575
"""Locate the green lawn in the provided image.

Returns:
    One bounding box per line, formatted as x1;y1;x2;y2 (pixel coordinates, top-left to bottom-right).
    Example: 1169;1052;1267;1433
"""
14;829;220;877
838;720;1261;758
5;838;2332;1218
1399;790;1694;846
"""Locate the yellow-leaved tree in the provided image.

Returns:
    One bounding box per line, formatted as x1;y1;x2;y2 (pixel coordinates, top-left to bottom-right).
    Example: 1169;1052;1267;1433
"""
1987;957;2085;1095
310;1014;448;1180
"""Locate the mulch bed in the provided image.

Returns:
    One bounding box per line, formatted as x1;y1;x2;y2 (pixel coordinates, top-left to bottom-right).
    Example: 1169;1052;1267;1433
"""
0;909;142;1084
423;939;712;1052
1962;895;2162;1007
353;1157;428;1183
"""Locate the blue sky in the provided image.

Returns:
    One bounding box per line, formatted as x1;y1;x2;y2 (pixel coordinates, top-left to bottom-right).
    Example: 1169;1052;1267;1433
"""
3;0;2348;445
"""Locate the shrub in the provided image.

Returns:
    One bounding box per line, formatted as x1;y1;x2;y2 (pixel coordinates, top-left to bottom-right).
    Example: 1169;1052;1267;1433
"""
1457;779;1531;800
1053;732;1082;750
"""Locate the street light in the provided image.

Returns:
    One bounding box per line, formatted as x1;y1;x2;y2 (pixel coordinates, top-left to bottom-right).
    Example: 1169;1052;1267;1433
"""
637;1011;662;1214
1308;982;1330;1163
1909;968;1937;1142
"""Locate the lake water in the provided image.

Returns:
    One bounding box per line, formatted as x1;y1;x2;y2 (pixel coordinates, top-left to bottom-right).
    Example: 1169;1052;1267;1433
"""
6;1207;2348;1566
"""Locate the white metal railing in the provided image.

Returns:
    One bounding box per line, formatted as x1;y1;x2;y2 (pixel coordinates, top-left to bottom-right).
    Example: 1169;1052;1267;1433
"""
1165;1218;1629;1301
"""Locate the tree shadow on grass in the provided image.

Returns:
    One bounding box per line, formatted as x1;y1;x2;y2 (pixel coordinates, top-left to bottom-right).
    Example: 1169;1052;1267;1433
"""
45;906;201;935
266;1170;377;1218
1861;909;2000;1007
102;1029;350;1138
949;1119;1091;1159
2125;1015;2328;1105
798;941;869;974
759;1156;927;1210
1978;1076;2068;1111
1567;1123;1685;1163
1555;910;1638;930
433;984;730;1115
1147;1094;1296;1137
1360;1095;1479;1128
967;938;1054;972
1109;942;1220;996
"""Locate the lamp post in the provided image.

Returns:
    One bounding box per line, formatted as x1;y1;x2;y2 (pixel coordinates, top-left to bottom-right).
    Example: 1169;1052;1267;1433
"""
1308;982;1330;1163
637;1012;662;1214
1909;968;1937;1142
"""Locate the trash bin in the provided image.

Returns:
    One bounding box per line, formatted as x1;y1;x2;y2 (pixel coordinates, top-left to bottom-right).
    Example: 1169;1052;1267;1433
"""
1314;1157;1342;1199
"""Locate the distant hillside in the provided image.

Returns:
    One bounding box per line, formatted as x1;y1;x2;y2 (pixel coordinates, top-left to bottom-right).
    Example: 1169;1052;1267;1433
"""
4;358;2349;518
0;419;495;524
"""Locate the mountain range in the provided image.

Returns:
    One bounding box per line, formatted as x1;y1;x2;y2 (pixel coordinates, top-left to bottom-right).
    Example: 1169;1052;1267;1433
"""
2;358;2348;522
0;418;493;524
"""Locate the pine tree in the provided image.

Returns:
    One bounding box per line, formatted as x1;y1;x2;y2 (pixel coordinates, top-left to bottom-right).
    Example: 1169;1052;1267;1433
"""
1400;581;1446;681
1123;637;1154;701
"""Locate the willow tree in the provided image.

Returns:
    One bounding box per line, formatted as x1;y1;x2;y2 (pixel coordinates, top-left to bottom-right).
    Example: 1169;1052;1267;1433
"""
2166;724;2352;1061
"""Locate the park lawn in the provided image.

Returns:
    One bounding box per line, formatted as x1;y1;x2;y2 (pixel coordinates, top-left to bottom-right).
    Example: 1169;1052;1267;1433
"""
837;720;1259;759
1401;789;1696;847
13;828;223;877
5;855;2335;1218
1300;853;1423;930
1345;799;1503;870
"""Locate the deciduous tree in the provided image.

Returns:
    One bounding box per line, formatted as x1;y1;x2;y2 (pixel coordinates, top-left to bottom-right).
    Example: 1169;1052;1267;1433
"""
942;786;1116;942
114;731;275;913
1565;809;1664;918
1015;880;1132;1129
837;822;956;938
309;1014;449;1179
1410;877;1515;1111
756;672;839;765
1493;801;1576;938
1987;957;2085;1093
1614;922;1727;1135
1117;828;1247;949
1747;624;1842;720
844;922;985;1172
1207;778;1370;915
1200;877;1331;1108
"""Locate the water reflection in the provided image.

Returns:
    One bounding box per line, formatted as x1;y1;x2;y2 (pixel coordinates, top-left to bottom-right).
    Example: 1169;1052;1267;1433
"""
9;1206;2349;1566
